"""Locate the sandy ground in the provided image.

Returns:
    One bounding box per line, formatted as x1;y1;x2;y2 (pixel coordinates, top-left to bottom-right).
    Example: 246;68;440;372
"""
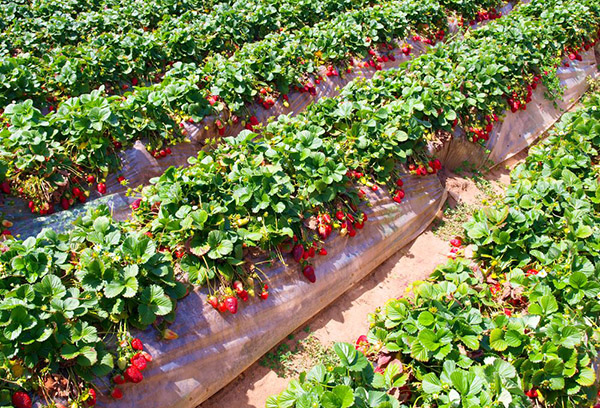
199;153;525;408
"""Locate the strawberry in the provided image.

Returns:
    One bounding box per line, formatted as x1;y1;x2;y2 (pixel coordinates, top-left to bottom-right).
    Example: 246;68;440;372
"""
125;365;143;383
159;149;167;157
450;238;462;247
111;388;123;399
131;353;147;370
355;222;364;229
0;181;10;194
335;210;345;220
132;77;138;86
217;301;227;313
319;248;328;256
78;195;87;203
60;197;70;210
87;175;95;184
432;159;442;170
302;265;316;283
322;213;332;224
396;179;403;187
233;280;244;293
97;183;106;194
249;116;259;126
118;176;125;182
260;290;269;300
292;244;305;262
307;246;315;258
504;308;512;317
141;351;153;362
526;268;538;276
113;374;126;384
208;295;219;309
131;198;142;210
72;187;82;197
371;185;378;192
87;389;97;406
131;338;143;350
12;391;31;408
238;290;249;302
224;296;238;314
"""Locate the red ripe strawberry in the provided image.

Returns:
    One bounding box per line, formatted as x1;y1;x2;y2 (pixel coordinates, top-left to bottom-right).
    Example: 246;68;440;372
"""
335;210;345;220
346;213;355;223
131;198;142;210
111;388;123;399
526;268;538;276
87;388;97;406
132;77;138;86
307;246;315;258
125;365;143;383
450;238;462;247
233;280;244;293
78;195;87;203
118;176;125;182
61;197;70;210
322;213;332;224
371;185;378;192
318;223;328;239
319;248;328;256
141;351;153;362
208;295;219;309
250;116;259;126
504;308;512;317
396;190;405;200
12;391;31;408
348;227;356;237
113;374;126;384
355;222;364;229
292;244;304;262
260;291;269;300
568;53;576;60
433;159;442;170
131;338;143;351
238;290;249;302
217;301;227;312
302;265;316;283
408;164;416;171
72;187;82;197
97;183;106;194
0;181;10;194
87;175;95;184
131;353;147;370
159;149;167;157
225;296;238;314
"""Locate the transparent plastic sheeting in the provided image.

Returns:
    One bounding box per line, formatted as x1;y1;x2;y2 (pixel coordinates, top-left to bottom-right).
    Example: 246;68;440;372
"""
434;46;600;169
4;2;518;239
97;175;447;408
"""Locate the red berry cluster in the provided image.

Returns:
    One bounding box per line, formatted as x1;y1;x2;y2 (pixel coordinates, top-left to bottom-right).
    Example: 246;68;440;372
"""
110;337;153;400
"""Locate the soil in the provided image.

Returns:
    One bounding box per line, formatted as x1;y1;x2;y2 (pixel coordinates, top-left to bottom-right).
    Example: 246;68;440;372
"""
199;153;526;408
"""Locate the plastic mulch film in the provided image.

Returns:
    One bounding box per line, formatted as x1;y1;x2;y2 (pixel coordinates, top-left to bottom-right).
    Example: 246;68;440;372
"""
97;175;447;408
434;47;599;170
4;3;518;238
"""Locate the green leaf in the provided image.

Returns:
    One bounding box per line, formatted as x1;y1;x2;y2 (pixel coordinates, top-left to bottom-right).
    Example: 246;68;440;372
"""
575;367;595;386
489;328;508;352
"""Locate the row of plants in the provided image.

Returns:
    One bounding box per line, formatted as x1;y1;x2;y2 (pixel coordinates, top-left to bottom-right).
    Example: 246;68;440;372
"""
0;0;499;109
0;0;386;105
267;84;600;408
0;1;598;406
0;0;379;56
0;0;506;215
